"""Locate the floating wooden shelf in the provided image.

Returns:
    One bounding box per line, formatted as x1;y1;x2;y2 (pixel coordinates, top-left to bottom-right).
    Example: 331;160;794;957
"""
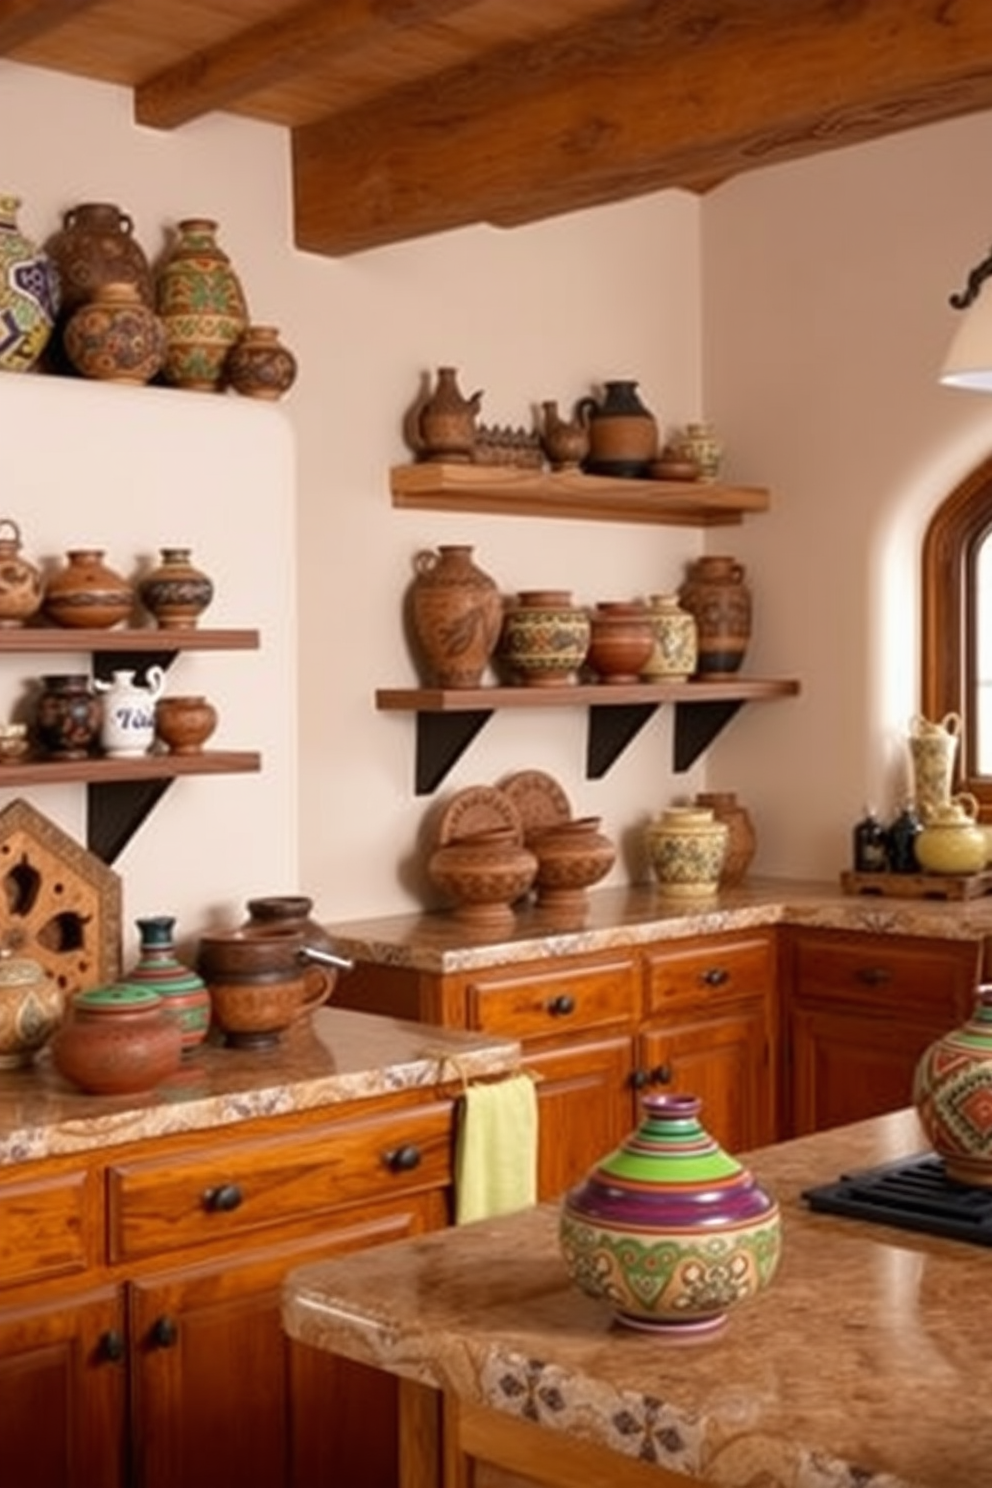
375;678;800;792
389;463;771;527
0;627;259;654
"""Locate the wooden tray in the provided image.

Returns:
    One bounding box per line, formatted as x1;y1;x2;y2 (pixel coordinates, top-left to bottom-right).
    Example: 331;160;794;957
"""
840;869;992;901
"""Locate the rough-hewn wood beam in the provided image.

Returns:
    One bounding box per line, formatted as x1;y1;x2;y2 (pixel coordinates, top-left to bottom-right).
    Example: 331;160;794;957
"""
293;0;992;255
134;0;484;130
0;0;102;52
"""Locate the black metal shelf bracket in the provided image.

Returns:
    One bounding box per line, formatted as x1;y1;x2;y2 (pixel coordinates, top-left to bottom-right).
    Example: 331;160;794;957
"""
414;709;494;794
87;779;174;864
673;698;744;772
587;702;659;778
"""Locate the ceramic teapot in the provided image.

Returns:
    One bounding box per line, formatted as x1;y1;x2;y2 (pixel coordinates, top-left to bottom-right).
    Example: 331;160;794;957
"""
914;792;987;875
94;667;165;757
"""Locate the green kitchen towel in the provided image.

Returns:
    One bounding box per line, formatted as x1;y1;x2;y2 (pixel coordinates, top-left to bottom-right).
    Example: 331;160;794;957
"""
455;1073;539;1224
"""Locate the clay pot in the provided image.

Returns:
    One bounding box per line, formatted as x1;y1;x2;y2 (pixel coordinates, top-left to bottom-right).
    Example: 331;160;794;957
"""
138;547;214;630
237;895;352;1002
499;590;591;687
585;601;655;684
678;555;752;678
576;380;659;478
225;324;297;400
154;695;218;754
63;281;167;385
0;194;59;373
155;217;249;392
0;950;64;1068
645;806;729;899
529;817;616;910
121;915;211;1055
46;202;154;318
669;421;723;483
197;929;334;1049
559;1092;781;1333
0;518;43;628
693;791;756;887
51;983;183;1096
641;593;698;682
538;400;590;471
915;985;992;1187
43;548;134;630
409;544;503;688
416;366;482;463
33;674;101;760
427;827;537;928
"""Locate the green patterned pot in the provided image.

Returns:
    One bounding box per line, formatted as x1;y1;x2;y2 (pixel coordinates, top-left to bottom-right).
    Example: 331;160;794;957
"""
914;985;992;1186
155;217;248;391
0;194;60;372
559;1092;781;1334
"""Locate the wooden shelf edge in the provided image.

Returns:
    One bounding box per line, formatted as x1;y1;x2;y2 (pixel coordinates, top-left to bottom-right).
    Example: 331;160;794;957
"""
0;751;262;786
389;463;770;526
376;680;801;712
0;627;260;652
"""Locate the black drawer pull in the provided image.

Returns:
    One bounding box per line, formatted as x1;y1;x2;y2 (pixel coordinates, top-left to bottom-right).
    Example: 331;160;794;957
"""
856;966;893;987
384;1144;422;1174
99;1330;125;1363
650;1063;673;1086
630;1068;651;1089
546;994;576;1016
150;1316;178;1349
701;967;729;987
202;1183;243;1213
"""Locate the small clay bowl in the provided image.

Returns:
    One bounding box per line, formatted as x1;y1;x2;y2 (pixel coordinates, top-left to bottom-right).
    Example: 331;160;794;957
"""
648;458;701;482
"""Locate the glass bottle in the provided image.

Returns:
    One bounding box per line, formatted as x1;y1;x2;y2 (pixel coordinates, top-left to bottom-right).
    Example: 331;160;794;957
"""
853;807;888;872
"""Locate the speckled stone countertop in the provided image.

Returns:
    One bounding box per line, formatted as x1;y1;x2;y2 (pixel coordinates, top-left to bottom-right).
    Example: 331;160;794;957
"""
0;1008;520;1167
323;876;992;973
284;1109;982;1488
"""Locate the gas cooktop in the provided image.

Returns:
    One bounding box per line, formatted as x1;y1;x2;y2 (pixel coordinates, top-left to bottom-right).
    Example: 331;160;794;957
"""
803;1153;992;1246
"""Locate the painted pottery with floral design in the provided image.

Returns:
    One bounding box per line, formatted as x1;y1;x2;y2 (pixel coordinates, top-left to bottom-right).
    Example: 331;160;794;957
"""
641;592;698;682
63;280;167;385
138;546;214;630
693;791;756;887
914;985;992;1186
122;915;211;1055
0;518;43;628
0;949;64;1068
46;202;153;315
225;324;297;400
155;217;249;391
43;548;134;629
0;194;60;372
559;1092;781;1333
646;805;728;898
409;543;503;688
51;982;184;1095
907;712;961;824
33;674;101;760
499;589;591;687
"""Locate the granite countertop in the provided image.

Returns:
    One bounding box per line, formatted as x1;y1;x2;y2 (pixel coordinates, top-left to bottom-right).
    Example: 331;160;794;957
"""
283;1108;985;1488
323;876;992;973
0;1007;520;1166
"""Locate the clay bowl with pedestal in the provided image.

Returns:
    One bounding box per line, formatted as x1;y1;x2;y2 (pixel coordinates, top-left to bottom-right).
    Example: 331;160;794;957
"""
528;816;616;910
427;826;537;929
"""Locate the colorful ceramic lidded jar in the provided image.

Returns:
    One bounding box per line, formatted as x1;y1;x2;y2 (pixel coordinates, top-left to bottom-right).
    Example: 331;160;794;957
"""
0;194;60;372
693;790;756;887
121;915;211;1055
499;589;591;687
409;544;503;688
0;949;63;1068
51;982;183;1096
914;985;992;1187
646;805;728;898
0;518;43;628
155;217;249;391
43;548;134;630
138;546;214;630
559;1092;781;1333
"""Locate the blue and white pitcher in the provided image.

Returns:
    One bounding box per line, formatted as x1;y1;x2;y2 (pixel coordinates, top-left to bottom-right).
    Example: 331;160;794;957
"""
95;667;165;757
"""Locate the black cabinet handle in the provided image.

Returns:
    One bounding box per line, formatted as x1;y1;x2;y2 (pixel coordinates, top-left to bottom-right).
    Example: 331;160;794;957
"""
650;1063;673;1086
150;1316;178;1349
384;1144;422;1173
546;994;576;1017
701;967;729;987
856;966;893;987
630;1068;651;1089
202;1183;243;1213
99;1330;125;1363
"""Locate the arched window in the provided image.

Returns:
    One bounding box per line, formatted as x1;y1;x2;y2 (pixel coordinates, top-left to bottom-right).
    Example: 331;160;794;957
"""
922;452;992;817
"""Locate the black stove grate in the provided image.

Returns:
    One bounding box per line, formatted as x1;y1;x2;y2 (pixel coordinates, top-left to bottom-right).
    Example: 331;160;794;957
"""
802;1153;992;1246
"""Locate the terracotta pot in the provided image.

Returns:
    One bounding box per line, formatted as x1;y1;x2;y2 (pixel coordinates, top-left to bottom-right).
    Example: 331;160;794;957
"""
915;985;992;1186
559;1092;781;1333
0;518;43;628
237;895;352;1001
529;817;616;909
122;915;210;1055
416;366;482;463
678;555;752;678
155;217;248;392
33;673;101;760
43;548;134;630
63;281;167;385
409;543;503;688
427;826;537;927
138;547;214;630
538;400;590;471
693;791;756;887
576;380;659;478
499;590;591;688
585;601;654;684
225;324;297;400
198;929;334;1048
51;983;183;1095
154;695;218;754
46;201;154;317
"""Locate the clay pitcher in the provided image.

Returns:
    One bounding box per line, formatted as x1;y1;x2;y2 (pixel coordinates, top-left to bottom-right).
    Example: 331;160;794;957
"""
678;555;752;677
539;399;590;470
908;712;961;823
416;367;482;463
576;380;659;478
409;544;503;688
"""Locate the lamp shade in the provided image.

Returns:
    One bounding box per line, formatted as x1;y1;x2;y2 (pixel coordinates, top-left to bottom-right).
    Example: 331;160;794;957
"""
941;291;992;390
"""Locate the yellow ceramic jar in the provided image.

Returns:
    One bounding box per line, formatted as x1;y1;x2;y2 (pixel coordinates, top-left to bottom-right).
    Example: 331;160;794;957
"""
914;792;987;875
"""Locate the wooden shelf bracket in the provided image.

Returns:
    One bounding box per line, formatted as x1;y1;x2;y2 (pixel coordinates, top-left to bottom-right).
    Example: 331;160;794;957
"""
673;697;745;771
413;709;494;794
587;702;659;777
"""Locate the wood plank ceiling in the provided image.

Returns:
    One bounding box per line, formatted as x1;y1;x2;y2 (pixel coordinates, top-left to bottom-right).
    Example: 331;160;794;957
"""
6;0;992;257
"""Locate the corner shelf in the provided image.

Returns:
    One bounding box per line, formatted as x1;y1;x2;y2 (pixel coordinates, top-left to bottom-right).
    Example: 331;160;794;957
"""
0;627;261;861
390;462;771;526
375;678;801;793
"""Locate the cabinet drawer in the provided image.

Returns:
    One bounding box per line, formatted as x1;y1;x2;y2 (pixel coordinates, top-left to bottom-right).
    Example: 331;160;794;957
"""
643;934;773;1015
0;1169;96;1289
108;1101;453;1263
789;931;979;1019
465;958;636;1040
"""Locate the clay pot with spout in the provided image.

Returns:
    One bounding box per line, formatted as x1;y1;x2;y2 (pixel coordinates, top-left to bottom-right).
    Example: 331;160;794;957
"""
539;400;590;470
414;367;483;463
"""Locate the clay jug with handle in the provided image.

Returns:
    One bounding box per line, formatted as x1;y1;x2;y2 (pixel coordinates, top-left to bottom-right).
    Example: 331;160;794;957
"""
576;380;659;478
416;367;482;463
907;712;961;824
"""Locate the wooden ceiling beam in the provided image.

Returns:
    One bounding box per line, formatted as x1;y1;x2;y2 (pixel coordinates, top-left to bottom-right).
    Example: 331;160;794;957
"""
292;0;992;255
134;0;485;130
0;0;103;52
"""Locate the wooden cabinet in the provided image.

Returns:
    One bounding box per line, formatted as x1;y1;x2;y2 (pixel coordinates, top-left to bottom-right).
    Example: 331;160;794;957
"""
638;930;778;1152
0;1092;456;1488
782;927;981;1136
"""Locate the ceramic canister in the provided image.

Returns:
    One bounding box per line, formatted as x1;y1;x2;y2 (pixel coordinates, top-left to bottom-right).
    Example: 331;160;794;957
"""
645;806;729;898
499;590;591;687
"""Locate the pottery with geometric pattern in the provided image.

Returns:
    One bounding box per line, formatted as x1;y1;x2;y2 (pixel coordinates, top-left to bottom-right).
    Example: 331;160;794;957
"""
914;985;992;1186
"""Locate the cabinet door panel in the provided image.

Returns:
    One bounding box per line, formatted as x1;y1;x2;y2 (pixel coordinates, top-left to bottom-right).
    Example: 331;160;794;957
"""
789;1007;937;1136
521;1035;635;1200
639;1006;772;1153
0;1286;125;1488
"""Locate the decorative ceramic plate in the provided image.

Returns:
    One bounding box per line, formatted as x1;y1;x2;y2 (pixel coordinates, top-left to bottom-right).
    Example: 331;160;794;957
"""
497;770;573;842
437;784;524;845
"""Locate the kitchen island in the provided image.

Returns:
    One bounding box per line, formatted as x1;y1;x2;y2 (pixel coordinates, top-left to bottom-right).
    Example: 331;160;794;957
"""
283;1107;987;1488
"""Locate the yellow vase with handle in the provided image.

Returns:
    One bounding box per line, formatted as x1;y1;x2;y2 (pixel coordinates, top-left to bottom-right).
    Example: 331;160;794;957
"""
907;711;962;823
914;792;987;875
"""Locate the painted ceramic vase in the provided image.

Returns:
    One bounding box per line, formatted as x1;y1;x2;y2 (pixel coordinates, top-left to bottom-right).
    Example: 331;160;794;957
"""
51;982;184;1095
678;555;752;678
427;827;537;927
225;324;297;400
0;518;43;628
576;380;659;478
155;217;249;391
0;950;64;1068
914;792;987;875
907;712;961;824
641;592;698;681
121;915;211;1055
416;366;482;462
138;546;214;630
0;194;60;372
538;400;590;470
528;816;616;910
585;601;655;684
63;280;167;385
670;420;723;483
33;674;101;760
43;548;134;629
693;790;756;887
646;806;728;898
409;544;503;688
914;985;992;1186
559;1092;781;1333
154;694;218;754
46;202;153;316
499;589;591;687
94;667;165;757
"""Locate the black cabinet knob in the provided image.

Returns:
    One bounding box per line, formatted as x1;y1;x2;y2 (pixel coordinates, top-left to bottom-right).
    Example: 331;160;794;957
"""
150;1316;178;1349
202;1183;243;1213
630;1068;650;1089
99;1330;125;1363
701;967;729;987
650;1063;673;1086
384;1144;422;1173
856;966;892;987
546;994;576;1016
